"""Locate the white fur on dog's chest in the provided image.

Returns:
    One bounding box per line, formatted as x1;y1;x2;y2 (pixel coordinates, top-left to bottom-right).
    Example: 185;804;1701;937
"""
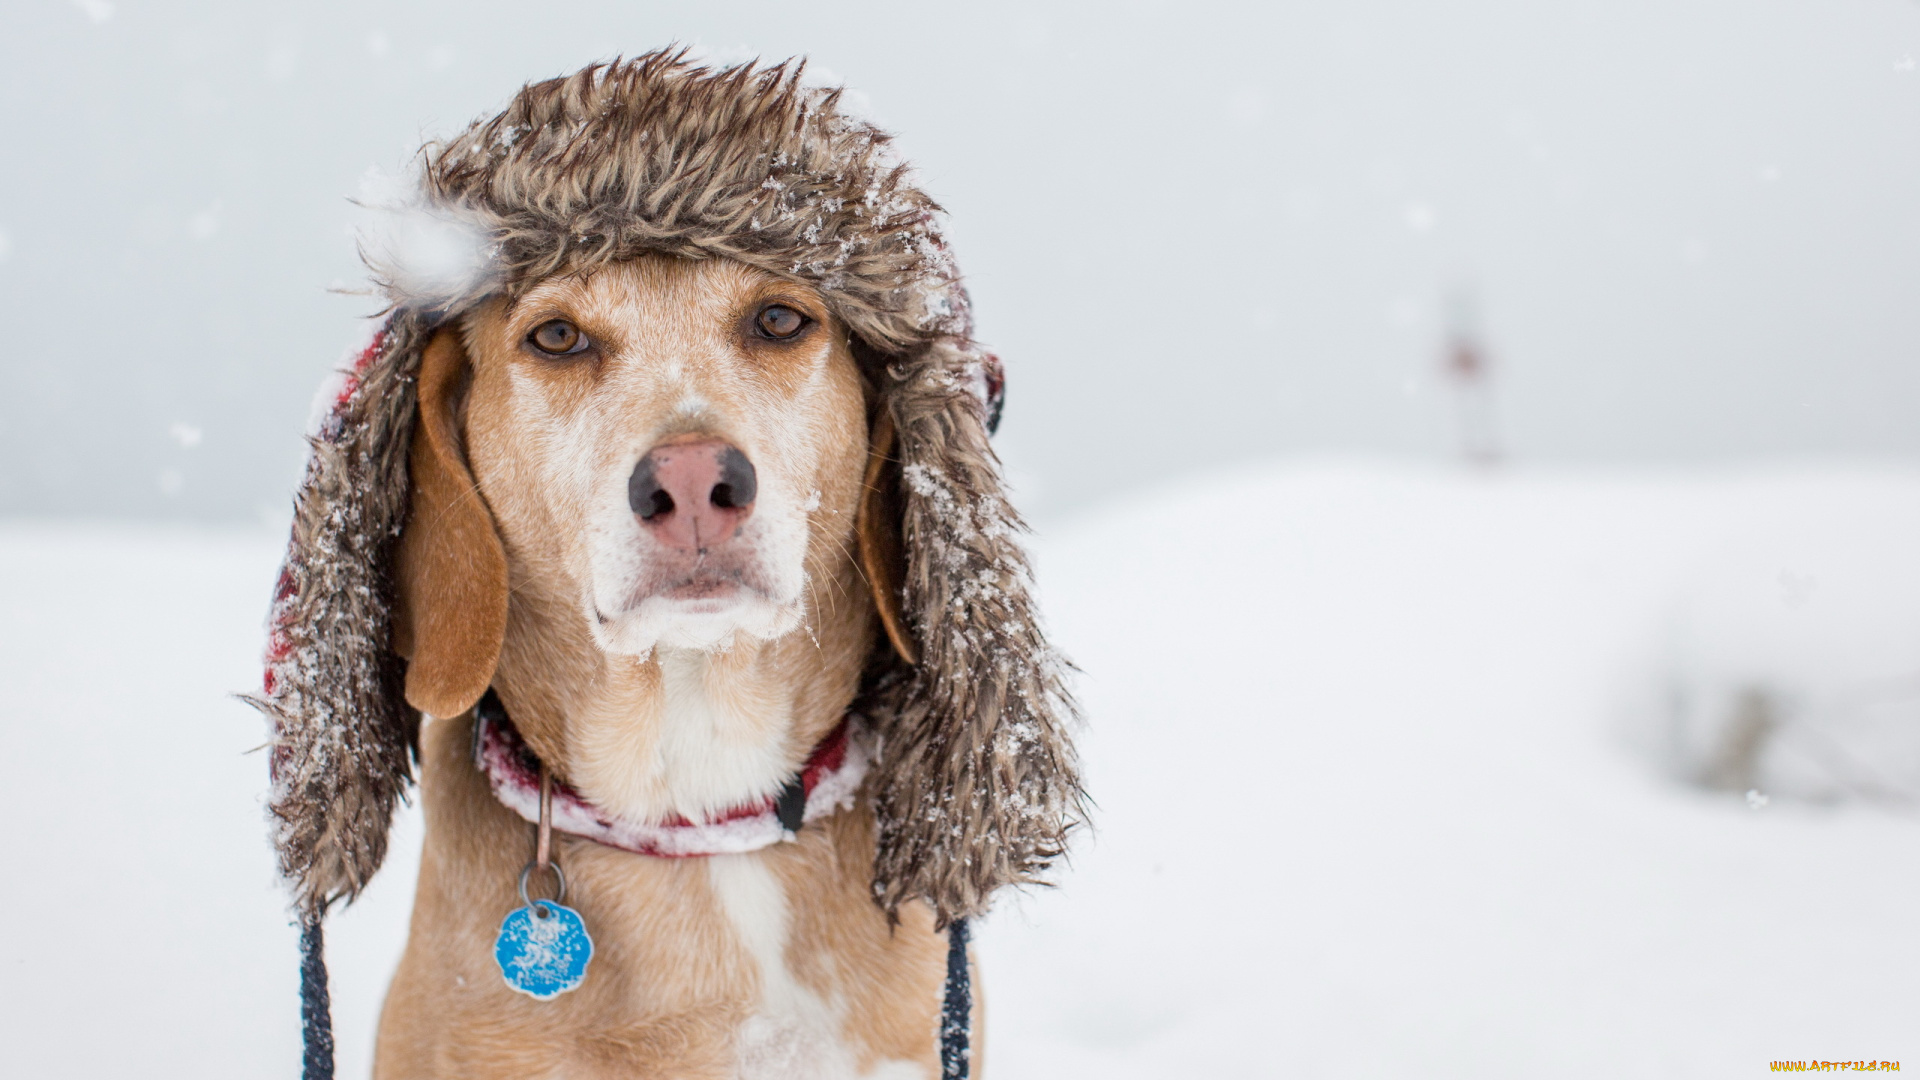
570;646;797;825
652;648;792;816
706;855;928;1080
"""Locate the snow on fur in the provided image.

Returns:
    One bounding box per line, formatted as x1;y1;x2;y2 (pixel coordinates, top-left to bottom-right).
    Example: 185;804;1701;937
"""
252;315;428;916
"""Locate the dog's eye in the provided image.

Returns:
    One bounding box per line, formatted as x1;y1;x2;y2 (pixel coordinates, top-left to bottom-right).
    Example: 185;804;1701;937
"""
754;304;809;340
528;319;588;356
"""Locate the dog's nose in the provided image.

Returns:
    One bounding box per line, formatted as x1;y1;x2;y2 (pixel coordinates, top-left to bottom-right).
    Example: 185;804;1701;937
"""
628;438;757;551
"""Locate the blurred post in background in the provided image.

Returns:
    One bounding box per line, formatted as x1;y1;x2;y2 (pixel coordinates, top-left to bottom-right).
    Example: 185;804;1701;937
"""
1442;290;1503;467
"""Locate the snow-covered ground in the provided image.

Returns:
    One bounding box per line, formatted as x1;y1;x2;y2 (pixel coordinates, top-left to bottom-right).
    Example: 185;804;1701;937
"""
2;461;1915;1078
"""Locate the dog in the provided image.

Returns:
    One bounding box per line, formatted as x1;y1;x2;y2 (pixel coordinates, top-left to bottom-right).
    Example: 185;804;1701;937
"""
255;52;1082;1079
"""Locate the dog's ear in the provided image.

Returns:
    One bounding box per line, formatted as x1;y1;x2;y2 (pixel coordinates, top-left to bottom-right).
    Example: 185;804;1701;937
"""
856;409;918;666
392;328;508;718
864;344;1086;928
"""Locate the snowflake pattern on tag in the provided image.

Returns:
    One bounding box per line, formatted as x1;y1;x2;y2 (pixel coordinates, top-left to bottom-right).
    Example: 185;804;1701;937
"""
494;901;593;1000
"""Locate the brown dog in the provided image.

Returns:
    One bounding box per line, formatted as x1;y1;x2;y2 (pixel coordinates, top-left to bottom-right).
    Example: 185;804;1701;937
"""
256;53;1082;1080
381;257;944;1077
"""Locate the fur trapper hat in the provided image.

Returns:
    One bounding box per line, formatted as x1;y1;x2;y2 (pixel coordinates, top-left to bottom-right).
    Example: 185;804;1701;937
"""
254;49;1083;927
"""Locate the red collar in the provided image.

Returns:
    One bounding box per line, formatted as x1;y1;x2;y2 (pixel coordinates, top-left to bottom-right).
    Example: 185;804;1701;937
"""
473;694;869;858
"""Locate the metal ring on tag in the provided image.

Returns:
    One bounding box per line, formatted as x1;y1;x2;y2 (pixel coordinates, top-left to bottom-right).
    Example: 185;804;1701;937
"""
518;861;568;912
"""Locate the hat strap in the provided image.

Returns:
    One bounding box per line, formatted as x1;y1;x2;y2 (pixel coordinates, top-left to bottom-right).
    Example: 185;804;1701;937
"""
940;918;972;1079
299;914;335;1080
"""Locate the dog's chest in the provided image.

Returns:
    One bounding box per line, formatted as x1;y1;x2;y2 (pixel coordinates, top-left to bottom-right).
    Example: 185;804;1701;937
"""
706;855;927;1080
652;648;793;813
569;647;799;825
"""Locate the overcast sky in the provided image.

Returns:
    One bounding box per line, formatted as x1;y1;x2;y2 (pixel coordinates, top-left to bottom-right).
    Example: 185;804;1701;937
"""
4;0;1919;521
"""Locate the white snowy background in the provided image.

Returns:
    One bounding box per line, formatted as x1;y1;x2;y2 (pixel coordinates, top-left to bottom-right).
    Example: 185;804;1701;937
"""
3;1;1919;1077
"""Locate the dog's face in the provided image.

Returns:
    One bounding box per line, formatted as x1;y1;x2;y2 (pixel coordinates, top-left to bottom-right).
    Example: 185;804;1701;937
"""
394;253;905;820
459;256;869;658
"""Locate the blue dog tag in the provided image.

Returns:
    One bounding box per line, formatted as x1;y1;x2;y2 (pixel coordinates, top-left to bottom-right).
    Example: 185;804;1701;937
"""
494;901;594;1000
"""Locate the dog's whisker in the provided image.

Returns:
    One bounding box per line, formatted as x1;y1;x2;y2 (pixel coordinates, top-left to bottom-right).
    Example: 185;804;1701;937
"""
820;532;860;605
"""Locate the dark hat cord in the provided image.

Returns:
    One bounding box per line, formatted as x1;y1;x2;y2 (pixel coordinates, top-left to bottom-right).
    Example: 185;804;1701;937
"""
298;916;335;1080
940;917;973;1079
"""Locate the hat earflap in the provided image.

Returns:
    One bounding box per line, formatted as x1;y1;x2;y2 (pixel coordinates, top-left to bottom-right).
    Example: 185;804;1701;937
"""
861;344;1086;927
256;313;435;917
